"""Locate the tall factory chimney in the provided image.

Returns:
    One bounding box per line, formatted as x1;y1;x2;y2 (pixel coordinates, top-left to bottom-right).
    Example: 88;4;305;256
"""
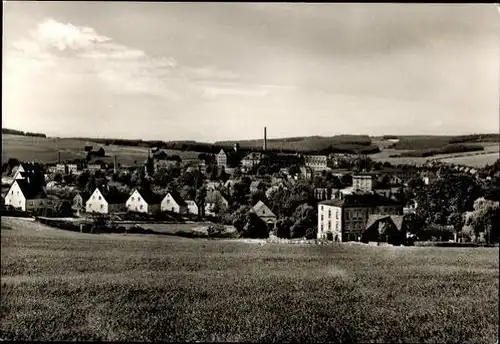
58;151;61;163
263;127;267;151
113;155;118;174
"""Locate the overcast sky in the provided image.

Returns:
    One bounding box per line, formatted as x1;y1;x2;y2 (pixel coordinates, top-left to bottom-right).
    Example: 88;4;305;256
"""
3;2;499;142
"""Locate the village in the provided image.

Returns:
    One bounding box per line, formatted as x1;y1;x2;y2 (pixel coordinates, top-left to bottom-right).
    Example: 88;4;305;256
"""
2;127;499;245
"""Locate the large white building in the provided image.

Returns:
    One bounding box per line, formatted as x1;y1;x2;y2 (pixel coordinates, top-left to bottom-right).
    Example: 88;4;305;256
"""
304;155;329;171
217;149;227;170
317;194;403;242
352;173;378;193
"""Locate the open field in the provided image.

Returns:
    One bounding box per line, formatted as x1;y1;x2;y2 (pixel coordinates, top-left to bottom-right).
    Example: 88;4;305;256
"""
1;217;498;342
439;152;500;168
1;134;200;165
369;142;499;167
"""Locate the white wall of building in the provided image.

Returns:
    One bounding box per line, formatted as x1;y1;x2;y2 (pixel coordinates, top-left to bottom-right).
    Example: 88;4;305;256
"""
126;190;149;213
86;188;109;214
4;181;27;211
317;204;342;241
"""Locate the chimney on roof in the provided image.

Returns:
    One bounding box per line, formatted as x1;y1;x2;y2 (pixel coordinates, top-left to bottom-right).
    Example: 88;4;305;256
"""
58;151;61;163
263;127;267;152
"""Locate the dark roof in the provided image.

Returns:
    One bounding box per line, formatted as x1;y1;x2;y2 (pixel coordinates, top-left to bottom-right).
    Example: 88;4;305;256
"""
96;185;129;204
319;194;401;208
20;162;41;172
167;190;187;206
353;172;379;177
366;215;405;231
205;190;228;204
16;179;46;199
134;189;163;204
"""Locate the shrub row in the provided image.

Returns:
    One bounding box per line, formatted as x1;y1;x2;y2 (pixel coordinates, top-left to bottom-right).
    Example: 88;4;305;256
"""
397;144;484;158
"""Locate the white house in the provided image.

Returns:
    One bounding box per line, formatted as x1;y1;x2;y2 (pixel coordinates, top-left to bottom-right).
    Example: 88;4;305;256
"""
161;191;188;214
85;187;126;214
125;189;162;214
205;190;229;216
4;179;46;212
185;200;199;215
86;188;108;214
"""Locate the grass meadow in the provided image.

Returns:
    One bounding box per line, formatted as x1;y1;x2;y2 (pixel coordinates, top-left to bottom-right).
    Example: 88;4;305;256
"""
1;217;498;342
1;134;199;165
370;142;499;167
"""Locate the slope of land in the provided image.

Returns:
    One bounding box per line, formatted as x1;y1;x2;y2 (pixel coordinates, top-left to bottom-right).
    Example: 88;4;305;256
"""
1;217;498;342
216;135;378;154
1;134;200;165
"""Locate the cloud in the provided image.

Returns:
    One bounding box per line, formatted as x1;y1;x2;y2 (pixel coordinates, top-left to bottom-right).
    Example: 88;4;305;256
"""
5;18;251;101
8;19;269;101
34;18;110;51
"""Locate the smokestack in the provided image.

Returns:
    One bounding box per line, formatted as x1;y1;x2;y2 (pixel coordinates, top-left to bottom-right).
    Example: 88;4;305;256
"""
113;155;117;174
264;127;267;151
58;151;61;163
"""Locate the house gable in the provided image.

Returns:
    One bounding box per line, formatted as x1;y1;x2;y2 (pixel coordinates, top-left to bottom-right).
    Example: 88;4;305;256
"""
86;188;109;213
4;180;27;210
126;189;150;213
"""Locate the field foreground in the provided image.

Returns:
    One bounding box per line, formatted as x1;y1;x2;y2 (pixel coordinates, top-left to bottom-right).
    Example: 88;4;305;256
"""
1;217;498;342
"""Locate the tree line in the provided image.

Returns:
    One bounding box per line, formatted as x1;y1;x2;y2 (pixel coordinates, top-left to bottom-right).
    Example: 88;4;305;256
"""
2;128;46;138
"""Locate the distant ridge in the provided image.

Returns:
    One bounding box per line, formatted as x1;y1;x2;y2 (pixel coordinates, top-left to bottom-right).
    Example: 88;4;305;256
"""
2;128;46;138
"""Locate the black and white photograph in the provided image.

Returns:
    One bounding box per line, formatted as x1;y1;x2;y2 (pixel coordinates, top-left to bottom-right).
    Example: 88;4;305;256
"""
1;2;499;342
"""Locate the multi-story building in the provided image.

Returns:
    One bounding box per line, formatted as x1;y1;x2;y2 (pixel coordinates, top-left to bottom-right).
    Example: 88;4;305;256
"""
87;163;104;172
304;155;329;171
217;149;227;170
154;159;179;171
352;173;378;193
241;152;262;170
313;188;333;201
317;194;403;242
328;153;358;168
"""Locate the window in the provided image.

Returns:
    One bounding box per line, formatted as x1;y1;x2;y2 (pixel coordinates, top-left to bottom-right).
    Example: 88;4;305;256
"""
321;223;324;231
328;209;331;218
138;197;141;202
93;196;95;200
167;199;170;204
100;204;103;209
321;214;324;221
17;191;19;195
131;197;135;201
98;196;101;200
336;222;339;230
321;206;323;211
336;211;339;219
140;205;143;210
328;221;331;230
